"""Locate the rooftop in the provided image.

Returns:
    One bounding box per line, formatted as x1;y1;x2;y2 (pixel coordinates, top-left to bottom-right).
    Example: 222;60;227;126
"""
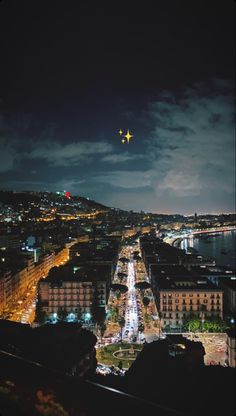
42;264;111;284
150;265;220;290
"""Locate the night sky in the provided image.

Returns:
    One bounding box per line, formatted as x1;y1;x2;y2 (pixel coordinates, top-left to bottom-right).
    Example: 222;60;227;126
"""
0;1;235;213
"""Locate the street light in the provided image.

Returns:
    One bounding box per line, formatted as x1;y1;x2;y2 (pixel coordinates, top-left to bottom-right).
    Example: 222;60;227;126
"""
85;312;91;325
68;312;76;322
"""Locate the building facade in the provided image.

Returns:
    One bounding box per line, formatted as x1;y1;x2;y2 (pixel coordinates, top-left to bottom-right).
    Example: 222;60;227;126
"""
150;265;223;330
0;246;69;314
37;264;109;319
159;286;223;329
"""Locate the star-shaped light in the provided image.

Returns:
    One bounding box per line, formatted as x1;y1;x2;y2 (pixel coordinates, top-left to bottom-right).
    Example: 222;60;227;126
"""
124;129;133;143
119;129;123;136
121;138;125;144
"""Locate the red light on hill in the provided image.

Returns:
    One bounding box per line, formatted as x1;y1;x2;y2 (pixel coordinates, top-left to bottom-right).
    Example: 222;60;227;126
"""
65;191;71;199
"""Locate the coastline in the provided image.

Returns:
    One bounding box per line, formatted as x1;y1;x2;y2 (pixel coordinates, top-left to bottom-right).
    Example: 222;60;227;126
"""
172;237;183;248
171;228;236;268
170;227;236;248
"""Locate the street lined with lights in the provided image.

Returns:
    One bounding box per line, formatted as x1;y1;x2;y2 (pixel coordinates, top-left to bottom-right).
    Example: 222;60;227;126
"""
123;260;139;341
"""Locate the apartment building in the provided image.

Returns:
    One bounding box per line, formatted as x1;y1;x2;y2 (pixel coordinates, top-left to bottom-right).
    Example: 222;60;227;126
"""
140;236;184;273
0;246;69;313
190;266;236;316
38;264;110;318
0;271;12;313
150;265;223;329
69;237;120;273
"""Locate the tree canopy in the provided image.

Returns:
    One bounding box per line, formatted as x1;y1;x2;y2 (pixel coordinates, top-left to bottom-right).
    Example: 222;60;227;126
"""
143;297;150;308
117;272;127;278
111;283;128;293
57;308;68;321
36;308;48;324
138;323;144;333
92;288;106;324
135;281;151;290
183;315;228;333
119;257;130;263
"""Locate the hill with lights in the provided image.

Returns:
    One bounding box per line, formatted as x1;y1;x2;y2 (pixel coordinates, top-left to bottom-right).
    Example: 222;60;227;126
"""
0;190;111;213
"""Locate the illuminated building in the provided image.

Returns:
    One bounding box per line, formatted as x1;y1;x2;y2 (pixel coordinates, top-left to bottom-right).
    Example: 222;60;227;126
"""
0;271;12;313
150;265;223;330
37;264;110;319
0;246;69;313
190;265;236;317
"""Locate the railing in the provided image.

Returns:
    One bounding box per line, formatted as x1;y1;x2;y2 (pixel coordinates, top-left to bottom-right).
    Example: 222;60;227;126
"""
0;349;185;416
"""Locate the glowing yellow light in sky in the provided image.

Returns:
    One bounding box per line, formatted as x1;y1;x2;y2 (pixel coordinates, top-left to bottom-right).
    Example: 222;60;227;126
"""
124;129;133;143
118;128;134;144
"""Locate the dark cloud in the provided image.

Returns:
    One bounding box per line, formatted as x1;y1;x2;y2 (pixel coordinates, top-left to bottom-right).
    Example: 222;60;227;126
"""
0;80;235;213
85;81;235;212
147;81;235;200
28;141;113;167
101;153;146;164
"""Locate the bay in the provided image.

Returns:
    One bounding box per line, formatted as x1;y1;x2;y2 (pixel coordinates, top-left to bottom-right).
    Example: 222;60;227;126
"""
181;230;236;268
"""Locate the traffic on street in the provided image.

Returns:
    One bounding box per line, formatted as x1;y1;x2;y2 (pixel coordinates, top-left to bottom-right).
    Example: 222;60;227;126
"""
123;260;139;341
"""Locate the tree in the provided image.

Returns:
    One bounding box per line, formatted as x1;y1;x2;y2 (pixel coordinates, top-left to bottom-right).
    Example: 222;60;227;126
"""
202;317;227;333
138;323;144;333
96;307;106;326
118;361;123;370
134;281;151;290
115;290;121;300
157;313;163;338
36;308;48;325
91;287;106;326
92;304;106;326
143;296;150;312
117;272;127;283
138;323;144;343
99;322;107;339
57;308;68;321
144;313;151;324
109;305;119;322
91;287;100;323
119;257;129;264
183;315;201;332
133;254;142;261
111;284;128;293
76;307;83;322
118;317;125;344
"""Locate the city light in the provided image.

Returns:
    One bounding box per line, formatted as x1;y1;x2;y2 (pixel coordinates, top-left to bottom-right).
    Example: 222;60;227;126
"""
85;312;91;320
68;313;76;322
65;191;71;199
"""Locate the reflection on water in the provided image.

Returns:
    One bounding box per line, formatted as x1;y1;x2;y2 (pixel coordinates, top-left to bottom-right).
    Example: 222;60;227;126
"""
182;234;194;251
181;231;236;268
